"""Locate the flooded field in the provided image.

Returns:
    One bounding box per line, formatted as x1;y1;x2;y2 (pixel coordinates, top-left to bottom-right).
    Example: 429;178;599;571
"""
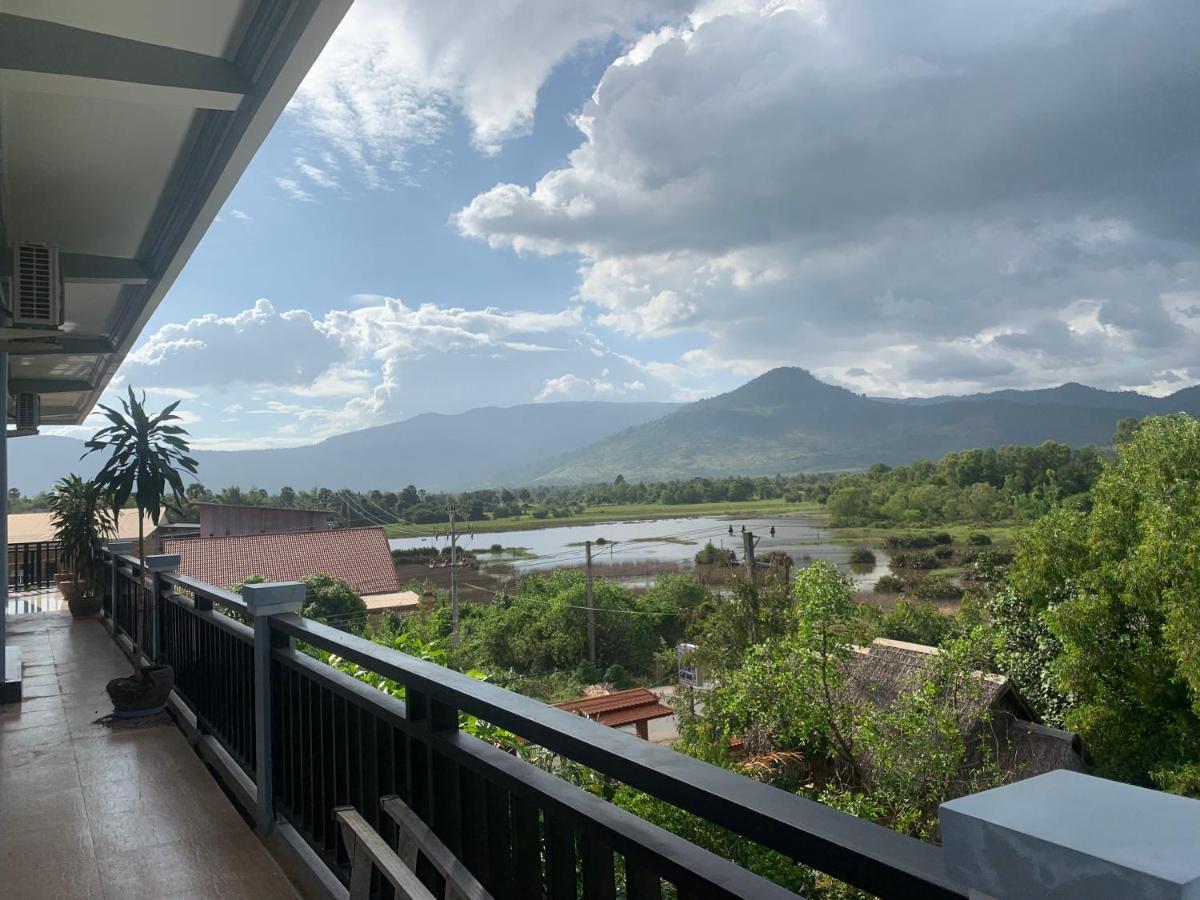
390;513;890;590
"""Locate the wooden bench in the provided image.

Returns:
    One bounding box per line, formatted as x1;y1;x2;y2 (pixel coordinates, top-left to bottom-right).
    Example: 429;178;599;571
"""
335;797;493;900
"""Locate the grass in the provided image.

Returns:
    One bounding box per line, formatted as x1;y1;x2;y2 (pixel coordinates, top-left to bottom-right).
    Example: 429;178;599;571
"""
475;546;537;560
826;522;1019;547
383;499;819;538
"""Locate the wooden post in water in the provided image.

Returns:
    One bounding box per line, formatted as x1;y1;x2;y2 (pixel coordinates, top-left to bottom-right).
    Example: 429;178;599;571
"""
585;540;595;665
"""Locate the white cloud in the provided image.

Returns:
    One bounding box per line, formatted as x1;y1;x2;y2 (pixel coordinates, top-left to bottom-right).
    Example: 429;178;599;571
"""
105;296;687;449
275;177;315;202
457;0;1200;394
229;209;253;222
287;0;697;187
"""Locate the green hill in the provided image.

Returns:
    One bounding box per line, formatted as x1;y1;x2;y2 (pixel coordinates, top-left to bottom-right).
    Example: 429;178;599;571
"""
531;368;1200;483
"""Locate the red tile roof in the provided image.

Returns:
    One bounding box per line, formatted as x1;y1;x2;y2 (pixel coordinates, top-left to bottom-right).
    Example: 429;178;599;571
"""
555;687;673;728
162;527;400;596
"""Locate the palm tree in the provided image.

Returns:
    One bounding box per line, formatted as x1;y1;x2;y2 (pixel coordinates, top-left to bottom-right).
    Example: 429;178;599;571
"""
48;474;117;602
84;388;197;659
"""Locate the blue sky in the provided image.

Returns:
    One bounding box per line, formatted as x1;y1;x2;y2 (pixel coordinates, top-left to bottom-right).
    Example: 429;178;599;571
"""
53;0;1200;449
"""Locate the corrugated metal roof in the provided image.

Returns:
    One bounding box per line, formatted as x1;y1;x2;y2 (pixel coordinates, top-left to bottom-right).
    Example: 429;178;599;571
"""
555;687;674;727
162;526;400;596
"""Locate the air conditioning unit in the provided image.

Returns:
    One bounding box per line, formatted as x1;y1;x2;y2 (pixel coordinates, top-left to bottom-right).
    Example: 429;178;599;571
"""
14;392;40;430
11;243;65;328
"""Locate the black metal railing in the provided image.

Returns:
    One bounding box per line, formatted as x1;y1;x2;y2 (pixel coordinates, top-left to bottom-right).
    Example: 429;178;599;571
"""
8;541;60;592
102;549;967;900
159;574;257;775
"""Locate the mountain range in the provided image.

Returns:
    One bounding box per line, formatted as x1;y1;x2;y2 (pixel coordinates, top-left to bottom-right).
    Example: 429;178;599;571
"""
11;369;1199;492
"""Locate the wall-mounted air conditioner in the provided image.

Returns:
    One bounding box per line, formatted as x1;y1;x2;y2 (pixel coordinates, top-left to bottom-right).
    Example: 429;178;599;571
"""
14;392;40;430
11;243;65;329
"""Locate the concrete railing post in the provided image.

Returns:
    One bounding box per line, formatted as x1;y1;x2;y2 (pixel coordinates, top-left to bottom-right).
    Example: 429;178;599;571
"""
143;554;179;662
243;581;305;835
940;770;1200;899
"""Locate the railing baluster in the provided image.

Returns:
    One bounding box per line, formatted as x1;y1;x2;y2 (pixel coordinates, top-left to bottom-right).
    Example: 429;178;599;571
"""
511;797;544;899
582;832;617;900
545;815;578;900
484;780;512;900
625;858;663;900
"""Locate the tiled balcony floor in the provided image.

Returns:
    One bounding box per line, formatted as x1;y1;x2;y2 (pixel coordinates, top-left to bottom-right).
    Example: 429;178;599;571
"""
0;612;301;899
5;587;66;615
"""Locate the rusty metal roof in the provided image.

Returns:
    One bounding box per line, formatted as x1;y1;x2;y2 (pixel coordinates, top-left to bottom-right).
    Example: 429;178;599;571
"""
555;687;674;728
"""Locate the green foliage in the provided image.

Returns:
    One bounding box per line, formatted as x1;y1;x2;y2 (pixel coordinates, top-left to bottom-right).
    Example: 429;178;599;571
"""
888;551;938;571
678;562;1002;858
83;387;198;530
847;547;876;565
48;474;116;597
694;541;737;565
878;599;952;646
966;532;992;546
463;570;697;679
301;573;368;631
873;574;905;594
828;442;1103;527
691;575;798;669
1048;416;1200;791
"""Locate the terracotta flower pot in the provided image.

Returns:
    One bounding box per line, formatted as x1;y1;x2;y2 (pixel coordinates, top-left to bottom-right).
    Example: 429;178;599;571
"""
59;579;82;604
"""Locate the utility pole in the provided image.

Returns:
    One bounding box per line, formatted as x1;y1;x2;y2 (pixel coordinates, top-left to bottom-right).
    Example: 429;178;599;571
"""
743;530;759;644
742;530;757;584
585;540;596;664
448;502;460;648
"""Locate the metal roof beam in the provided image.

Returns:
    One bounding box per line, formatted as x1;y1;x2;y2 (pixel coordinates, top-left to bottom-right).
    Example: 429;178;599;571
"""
0;14;250;111
9;378;95;394
61;253;152;285
0;334;115;355
0;251;152;285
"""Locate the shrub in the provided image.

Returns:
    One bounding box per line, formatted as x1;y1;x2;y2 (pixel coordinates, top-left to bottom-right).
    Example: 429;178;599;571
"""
880;599;951;646
873;574;906;593
604;664;632;689
489;543;503;553
934;546;955;560
967;533;992;546
889;551;939;571
931;532;953;546
910;575;964;604
848;547;877;565
695;541;736;566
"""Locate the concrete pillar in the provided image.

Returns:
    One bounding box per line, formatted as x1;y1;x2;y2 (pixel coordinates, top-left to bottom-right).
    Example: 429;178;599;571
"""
1;350;8;689
940;769;1200;899
143;554;179;661
243;580;305;835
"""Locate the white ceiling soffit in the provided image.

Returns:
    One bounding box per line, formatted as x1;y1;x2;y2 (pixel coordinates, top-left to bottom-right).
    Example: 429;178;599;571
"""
0;0;352;425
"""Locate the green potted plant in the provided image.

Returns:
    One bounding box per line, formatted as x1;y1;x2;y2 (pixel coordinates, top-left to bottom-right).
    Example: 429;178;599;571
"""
84;388;198;716
48;474;116;617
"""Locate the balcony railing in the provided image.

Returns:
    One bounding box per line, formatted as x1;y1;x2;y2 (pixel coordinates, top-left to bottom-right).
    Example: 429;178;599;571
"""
102;548;967;899
8;540;60;593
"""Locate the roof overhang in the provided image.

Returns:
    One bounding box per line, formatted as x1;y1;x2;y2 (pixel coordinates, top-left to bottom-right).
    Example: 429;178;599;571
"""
0;0;351;428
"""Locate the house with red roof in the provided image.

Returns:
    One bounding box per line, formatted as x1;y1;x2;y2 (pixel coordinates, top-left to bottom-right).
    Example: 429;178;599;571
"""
161;526;418;609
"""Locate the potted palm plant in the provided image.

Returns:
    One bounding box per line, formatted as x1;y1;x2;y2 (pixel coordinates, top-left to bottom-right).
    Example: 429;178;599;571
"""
84;388;198;716
48;474;116;617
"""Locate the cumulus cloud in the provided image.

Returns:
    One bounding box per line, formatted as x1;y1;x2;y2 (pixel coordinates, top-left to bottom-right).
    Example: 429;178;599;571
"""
287;0;696;188
457;0;1200;394
109;297;683;448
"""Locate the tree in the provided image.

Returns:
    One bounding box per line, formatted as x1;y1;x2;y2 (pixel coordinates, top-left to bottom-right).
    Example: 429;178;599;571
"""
1016;415;1200;791
302;572;367;631
279;485;296;507
84;389;197;660
48;474;116;598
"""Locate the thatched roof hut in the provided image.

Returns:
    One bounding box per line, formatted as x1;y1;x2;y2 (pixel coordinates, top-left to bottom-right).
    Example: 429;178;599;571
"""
845;638;1083;782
